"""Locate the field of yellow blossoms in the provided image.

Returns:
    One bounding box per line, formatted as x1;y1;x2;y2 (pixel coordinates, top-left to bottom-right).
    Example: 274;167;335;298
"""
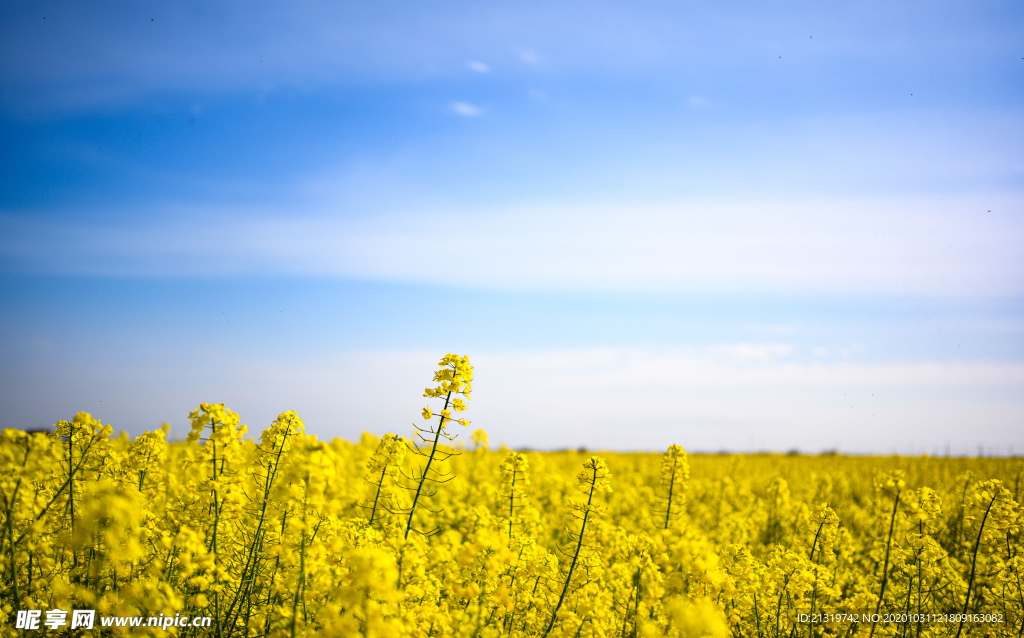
2;354;1022;637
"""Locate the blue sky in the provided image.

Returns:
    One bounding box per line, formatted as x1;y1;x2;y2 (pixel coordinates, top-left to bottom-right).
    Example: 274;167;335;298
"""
1;0;1022;453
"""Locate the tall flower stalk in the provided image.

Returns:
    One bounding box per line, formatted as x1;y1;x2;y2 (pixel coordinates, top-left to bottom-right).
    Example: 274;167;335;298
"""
402;353;473;539
658;444;689;530
500;452;531;542
185;402;247;638
363;433;406;528
869;470;905;638
222;411;303;638
543;456;612;638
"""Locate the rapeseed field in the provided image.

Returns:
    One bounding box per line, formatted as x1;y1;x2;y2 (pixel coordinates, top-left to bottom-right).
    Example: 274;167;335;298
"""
2;354;1021;636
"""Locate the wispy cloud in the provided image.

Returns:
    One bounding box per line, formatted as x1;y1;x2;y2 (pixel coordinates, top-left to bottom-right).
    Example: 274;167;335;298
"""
687;95;710;107
467;60;491;73
451;101;483;116
3;192;1021;296
707;343;794;360
518;49;540;64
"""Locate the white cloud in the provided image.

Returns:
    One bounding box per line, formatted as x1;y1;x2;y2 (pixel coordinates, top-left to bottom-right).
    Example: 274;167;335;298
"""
467;60;491;73
451;101;483;117
707;343;794;360
2;192;1022;296
687;96;710;107
518;49;540;64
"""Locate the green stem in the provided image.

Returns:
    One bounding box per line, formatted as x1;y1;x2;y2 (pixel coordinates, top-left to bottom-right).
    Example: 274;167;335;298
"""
211;423;222;638
3;486;22;610
753;591;762;638
542;464;598;638
915;520;924;638
805;516;828;638
632;567;641;638
291;496;308;638
869;489;900;638
664;456;677;530
405;391;452;539
263;509;290;637
509;470;516;541
68;422;75;541
223;426;292;637
954;492;997;638
775;573;789;637
370;464;388;527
